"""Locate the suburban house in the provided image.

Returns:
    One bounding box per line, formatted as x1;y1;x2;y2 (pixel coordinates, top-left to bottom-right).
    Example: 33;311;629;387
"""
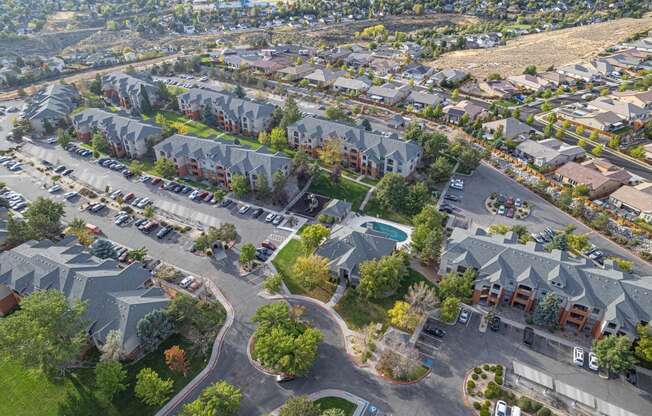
319;199;352;222
430;68;467;86
557;106;625;132
0;237;170;357
515;139;585;169
248;57;290;75
303;68;345;87
401;63;435;82
557;63;601;82
72;109;162;159
369;57;401;76
442;100;487;124
440;227;652;341
177;88;275;136
276;63;315;81
506;74;552;92
539;71;573;86
101;72;160;112
609;183;652;223
345;52;373;68
580;158;634;185
316;225;396;286
478;80;518;98
553;161;623;199
406;91;446;110
223;54;259;70
587;97;647;121
366;82;410;106
613;90;652;110
482;117;535;141
154;134;291;190
21;84;80;135
332;76;371;94
287;117;421;178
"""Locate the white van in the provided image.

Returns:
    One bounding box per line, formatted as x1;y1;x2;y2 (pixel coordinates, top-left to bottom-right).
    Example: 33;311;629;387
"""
511;406;521;416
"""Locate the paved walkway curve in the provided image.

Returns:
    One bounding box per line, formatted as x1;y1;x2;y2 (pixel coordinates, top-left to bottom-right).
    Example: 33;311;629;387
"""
155;280;235;416
268;388;370;416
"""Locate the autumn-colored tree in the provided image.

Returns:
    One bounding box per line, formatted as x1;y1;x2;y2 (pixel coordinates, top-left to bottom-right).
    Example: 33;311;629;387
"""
164;345;189;376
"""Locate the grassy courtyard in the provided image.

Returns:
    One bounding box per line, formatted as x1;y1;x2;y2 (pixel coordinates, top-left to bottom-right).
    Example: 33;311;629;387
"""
272;239;337;303
335;269;431;331
308;171;370;211
0;335;209;416
363;195;412;225
315;396;357;416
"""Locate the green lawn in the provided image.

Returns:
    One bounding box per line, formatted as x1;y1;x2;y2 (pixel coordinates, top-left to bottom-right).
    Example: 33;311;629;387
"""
0;334;209;416
315;396;357;416
361;176;380;186
272;239;336;302
308;171;370;211
335;269;431;331
363;195;412;225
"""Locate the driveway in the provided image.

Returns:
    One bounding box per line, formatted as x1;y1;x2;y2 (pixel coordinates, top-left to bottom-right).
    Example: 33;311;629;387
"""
446;163;652;275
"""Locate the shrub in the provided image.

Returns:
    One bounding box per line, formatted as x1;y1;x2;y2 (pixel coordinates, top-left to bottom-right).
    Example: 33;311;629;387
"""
467;380;476;391
473;402;482;410
481;373;487;379
483;401;491;409
536;407;552;416
495;365;504;376
479;409;490;416
474;367;482;374
472;373;479;380
495;375;503;385
483;364;491;371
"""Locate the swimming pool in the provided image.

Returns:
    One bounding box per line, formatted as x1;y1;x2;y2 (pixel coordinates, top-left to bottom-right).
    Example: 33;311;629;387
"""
361;221;408;242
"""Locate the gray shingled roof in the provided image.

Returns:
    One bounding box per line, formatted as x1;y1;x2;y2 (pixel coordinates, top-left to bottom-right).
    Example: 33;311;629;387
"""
316;226;396;278
154;134;290;180
0;238;169;355
73;108;161;148
102;72;158;101
320;199;352;219
442;227;652;337
23;84;80;122
178;88;275;122
289;117;421;165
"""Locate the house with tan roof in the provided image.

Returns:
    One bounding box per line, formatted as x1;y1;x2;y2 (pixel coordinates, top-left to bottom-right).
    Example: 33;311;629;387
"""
303;68;346;87
276;63;316;81
609;183;652;223
580;158;634;185
507;74;552;92
553;161;622;199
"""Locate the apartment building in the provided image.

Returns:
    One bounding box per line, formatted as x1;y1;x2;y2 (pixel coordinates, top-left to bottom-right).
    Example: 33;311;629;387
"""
21;84;80;135
287;117;421;178
177;88;275;137
101;72;160;112
440;227;652;341
154;134;291;190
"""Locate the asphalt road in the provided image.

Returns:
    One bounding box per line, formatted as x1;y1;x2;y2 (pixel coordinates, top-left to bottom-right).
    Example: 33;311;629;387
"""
447;163;652;276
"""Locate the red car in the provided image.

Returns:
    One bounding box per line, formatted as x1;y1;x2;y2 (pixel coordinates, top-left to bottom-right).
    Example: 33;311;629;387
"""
261;239;277;251
199;191;209;199
124;192;135;202
151;177;161;185
506;208;514;218
506;197;514;207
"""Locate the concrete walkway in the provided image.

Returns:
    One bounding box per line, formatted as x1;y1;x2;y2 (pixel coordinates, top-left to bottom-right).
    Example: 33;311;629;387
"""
268;388;370;416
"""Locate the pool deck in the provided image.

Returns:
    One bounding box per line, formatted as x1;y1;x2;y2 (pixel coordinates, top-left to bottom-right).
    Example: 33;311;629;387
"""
345;214;413;249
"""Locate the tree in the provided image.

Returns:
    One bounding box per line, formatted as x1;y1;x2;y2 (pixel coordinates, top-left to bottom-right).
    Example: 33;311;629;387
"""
319;138;343;168
593;335;637;375
230;174;249;197
532;293;562;328
0;290;86;377
411;205;445;264
100;330;124;362
573;184;590;198
130;160;145;177
233;84;245;98
143;205;156;218
56;128;71;147
608;136;620;149
357;252;408;299
404;281;438;315
577;138;587;148
180;381;242;416
429;156;454;183
135;368;173;406
526;114;534;125
576;125;585;136
438;269;475;301
375;173;407;211
591;144;604;157
128;246;148;262
270;127;287;149
388;300;421;331
279;396;321;416
323;409;347;416
635;324;652;363
164;345;189;376
90;238;117;259
279;96;301;130
95;360;127;399
360;118;372;131
301;224;330;252
567;233;590;253
140;84;153;114
92;131;109;154
22;197;65;240
630;145;646;159
292;254;330;289
154;157;177;179
258;130;270;146
489;224;510;235
137;309;173;352
545;233;568;251
252;303;323;376
523;65;537;75
412;3;424;15
239;242;256;269
255;174;270;199
440;296;460;323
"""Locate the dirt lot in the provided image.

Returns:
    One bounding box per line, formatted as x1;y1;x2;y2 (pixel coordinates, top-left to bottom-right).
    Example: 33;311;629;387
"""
430;15;652;79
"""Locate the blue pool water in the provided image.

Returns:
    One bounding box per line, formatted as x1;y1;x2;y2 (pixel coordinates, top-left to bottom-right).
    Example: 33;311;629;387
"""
361;221;408;242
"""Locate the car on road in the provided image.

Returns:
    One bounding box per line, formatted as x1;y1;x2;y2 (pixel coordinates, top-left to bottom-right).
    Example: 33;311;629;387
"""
54;165;66;173
252;208;264;218
46;137;57;144
495;400;507;416
261;240;277;251
238;205;250;215
156;226;172;239
588;352;599;371
458;309;471;324
48;185;62;193
276;374;295;383
523;327;534;346
573;346;585;366
423;324;445;338
489;316;501;332
272;215;284;225
62;168;74;176
498;205;506;215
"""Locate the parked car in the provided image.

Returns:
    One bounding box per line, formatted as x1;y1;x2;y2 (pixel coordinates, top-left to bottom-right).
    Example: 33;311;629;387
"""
458;309;471;324
489;316;501;332
62;168;74;176
443;194;459;202
506;208;514;218
588;352;599;371
523;327;534;346
90;203;106;213
498;205;506;215
156;226;172;239
272;215;284;225
142;221;159;234
276;374;295;383
573;346;585;366
124;192;135;202
265;212;276;222
261;240;277;251
179;276;195;288
221;199;233;207
238;205;250;215
54;165;66;173
515;198;522;207
494;400;507;416
438;204;454;214
134;218;148;228
252;208;264;218
63;191;78;200
48;185;62;193
423;324;445;338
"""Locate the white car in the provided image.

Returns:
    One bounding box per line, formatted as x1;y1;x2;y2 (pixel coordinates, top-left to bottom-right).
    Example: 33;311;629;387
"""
46;137;57;144
179;276;195;288
494;400;507;416
238;205;250;215
458;309;471;324
189;190;199;200
498;205;506;215
573;346;585;366
588;352;599;371
265;212;276;222
48;185;62;193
